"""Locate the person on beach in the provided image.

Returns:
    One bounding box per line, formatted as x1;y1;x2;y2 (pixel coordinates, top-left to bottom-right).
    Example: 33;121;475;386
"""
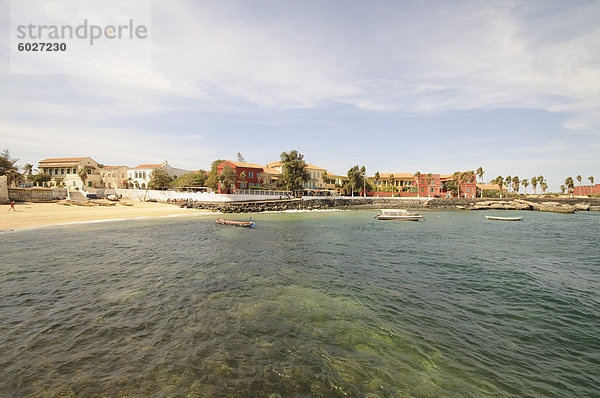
8;201;16;212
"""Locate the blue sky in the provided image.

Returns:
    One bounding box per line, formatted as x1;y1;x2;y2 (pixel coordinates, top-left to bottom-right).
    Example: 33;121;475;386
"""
1;0;599;191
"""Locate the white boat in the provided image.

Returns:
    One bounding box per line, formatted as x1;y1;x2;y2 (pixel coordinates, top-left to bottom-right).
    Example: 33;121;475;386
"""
485;215;523;221
375;209;423;221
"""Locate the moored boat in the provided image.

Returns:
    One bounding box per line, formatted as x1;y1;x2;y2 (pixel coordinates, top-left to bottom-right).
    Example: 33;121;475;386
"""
216;218;256;227
375;209;423;221
485;215;523;221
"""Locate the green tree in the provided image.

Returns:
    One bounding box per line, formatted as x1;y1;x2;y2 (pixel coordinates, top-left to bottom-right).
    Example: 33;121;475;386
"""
541;182;548;194
505;175;511;193
521;179;529;195
388;174;394;197
280;150;310;192
565;177;575;198
476;167;484;184
78;167;89;189
0;149;22;186
347;165;368;196
589;176;595;196
531;177;538;195
237;152;246;163
30;172;51;186
219;164;236;193
576;175;582;193
452;172;462;197
172;172;206;188
414;171;421;197
205;159;227;190
23;163;33;176
512;176;520;193
560;185;566;194
493;176;504;198
374;171;380;197
149;168;173;189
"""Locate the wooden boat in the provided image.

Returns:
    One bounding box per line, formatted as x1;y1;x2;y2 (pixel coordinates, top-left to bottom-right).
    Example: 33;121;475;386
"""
485;215;523;221
375;209;423;221
216;218;256;227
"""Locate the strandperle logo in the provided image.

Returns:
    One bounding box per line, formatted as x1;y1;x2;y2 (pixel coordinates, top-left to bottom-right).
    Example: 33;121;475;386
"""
15;19;149;45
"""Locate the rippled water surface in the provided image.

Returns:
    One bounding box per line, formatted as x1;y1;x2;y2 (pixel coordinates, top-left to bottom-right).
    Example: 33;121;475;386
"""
1;210;599;397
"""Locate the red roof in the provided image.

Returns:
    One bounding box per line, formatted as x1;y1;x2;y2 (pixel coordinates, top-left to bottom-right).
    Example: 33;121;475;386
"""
39;157;88;163
132;164;164;169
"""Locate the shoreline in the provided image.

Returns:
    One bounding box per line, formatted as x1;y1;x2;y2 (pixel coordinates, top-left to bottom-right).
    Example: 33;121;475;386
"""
181;197;600;214
0;201;214;232
2;197;598;232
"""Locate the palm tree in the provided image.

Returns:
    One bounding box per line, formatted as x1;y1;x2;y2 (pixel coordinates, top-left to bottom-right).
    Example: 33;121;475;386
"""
360;166;367;197
239;171;247;190
521;179;529;195
426;173;433;198
388;174;394;197
476;167;484;184
512;176;520;194
531;177;538;195
565;177;575;198
541;182;548;194
374;171;380;197
493;176;504;198
23;163;33;176
576;175;582;195
505;175;511;193
560;185;566;194
589;176;595;195
414;171;421;197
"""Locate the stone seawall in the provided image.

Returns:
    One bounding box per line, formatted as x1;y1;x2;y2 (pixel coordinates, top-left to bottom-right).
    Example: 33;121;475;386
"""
182;197;600;213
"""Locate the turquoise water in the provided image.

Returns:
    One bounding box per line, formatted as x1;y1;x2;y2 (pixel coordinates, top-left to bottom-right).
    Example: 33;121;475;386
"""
1;210;599;397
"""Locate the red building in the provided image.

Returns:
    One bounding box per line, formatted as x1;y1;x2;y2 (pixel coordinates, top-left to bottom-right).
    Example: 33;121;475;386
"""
368;171;478;198
217;161;264;193
573;184;600;196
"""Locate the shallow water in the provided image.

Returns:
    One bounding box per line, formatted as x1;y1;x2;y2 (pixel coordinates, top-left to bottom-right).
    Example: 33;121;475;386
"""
1;210;599;397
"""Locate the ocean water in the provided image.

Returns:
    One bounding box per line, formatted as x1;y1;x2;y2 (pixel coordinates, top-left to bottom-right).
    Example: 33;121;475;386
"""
0;210;599;397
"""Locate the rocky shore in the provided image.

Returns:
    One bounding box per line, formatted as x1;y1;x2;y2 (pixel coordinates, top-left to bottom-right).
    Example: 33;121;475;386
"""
180;197;600;214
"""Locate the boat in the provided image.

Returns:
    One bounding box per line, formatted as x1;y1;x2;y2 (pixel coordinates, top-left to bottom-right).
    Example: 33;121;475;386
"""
375;209;423;221
216;218;256;227
485;215;523;221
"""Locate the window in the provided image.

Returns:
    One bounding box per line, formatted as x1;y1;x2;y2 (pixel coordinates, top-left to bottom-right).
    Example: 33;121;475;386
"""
55;168;59;174
421;187;425;192
143;172;146;179
73;181;76;187
249;172;254;179
61;169;64;175
467;188;471;193
88;181;92;187
256;173;260;180
430;187;434;192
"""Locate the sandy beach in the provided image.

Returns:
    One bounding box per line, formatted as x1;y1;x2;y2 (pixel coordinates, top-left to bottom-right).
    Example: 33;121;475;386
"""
0;201;208;231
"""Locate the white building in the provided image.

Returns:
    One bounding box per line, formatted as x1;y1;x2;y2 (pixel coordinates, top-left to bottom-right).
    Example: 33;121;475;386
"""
127;161;192;189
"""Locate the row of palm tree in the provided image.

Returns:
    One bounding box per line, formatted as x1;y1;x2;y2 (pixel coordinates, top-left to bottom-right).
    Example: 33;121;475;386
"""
562;175;595;197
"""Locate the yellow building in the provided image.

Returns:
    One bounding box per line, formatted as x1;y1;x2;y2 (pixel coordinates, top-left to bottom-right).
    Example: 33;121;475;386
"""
38;157;103;189
369;173;416;192
101;166;129;189
265;161;329;191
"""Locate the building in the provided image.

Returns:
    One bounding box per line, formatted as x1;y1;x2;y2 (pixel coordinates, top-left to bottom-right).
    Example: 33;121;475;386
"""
217;161;264;193
369;173;416;195
127;161;191;189
266;161;328;191
573;184;600;196
368;171;477;198
38;157;103;189
100;166;128;189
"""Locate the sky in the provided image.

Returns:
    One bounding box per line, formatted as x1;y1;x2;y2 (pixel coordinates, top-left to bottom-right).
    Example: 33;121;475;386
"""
1;0;599;191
